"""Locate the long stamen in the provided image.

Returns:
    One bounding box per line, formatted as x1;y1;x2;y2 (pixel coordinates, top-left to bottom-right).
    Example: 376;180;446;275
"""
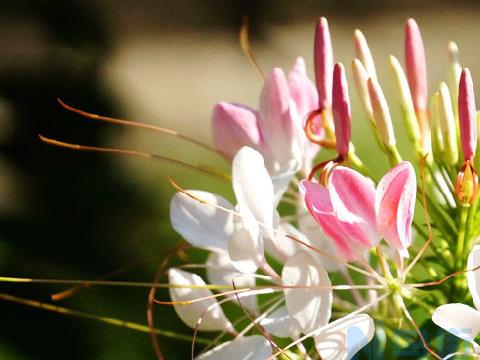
230;280;287;360
397;295;442;359
405;262;480;289
51;258;141;301
403;155;433;278
38;135;230;181
57;99;219;154
239;15;264;79
0;276;235;290
0;292;211;344
268;292;390;359
200;295;283;353
304;109;336;148
148;244;187;360
148;262;167;360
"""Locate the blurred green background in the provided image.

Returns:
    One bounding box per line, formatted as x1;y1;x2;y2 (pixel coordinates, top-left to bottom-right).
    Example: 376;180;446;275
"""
1;1;480;359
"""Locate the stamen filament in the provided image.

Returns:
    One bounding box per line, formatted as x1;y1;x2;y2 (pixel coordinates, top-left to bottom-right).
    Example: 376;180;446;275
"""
57;99;219;154
38;135;230;181
239;15;264;79
268;292;390;359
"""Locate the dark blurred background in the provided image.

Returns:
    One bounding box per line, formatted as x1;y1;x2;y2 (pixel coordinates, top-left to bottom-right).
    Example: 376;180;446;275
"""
1;1;480;359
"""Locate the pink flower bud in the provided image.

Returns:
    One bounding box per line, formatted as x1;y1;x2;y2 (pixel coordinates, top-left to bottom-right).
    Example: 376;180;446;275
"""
458;68;477;161
332;63;351;159
212;102;261;159
314;17;334;111
405;18;428;112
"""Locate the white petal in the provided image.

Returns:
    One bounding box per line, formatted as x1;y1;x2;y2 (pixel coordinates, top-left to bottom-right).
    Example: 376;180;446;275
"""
169;268;233;331
228;205;264;274
282;250;333;333
314;314;375;360
273;222;305;259
271;169;296;205
195;335;272;360
432;303;480;349
206;252;257;313
170;191;234;251
259;305;302;338
232;147;275;239
468;245;480;311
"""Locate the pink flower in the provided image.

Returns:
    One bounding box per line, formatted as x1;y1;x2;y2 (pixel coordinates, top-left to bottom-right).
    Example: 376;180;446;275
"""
332;63;351;160
314;17;334;111
212;58;318;175
301;162;416;260
458;68;477;162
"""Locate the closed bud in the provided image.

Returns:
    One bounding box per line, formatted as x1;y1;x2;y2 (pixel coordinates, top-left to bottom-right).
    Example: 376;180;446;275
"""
438;82;459;166
354;30;377;81
332;63;351;160
314;17;334;111
455;160;479;206
352;58;373;120
458;68;477;161
389;55;422;150
447;41;462;119
405;18;428;112
367;78;396;149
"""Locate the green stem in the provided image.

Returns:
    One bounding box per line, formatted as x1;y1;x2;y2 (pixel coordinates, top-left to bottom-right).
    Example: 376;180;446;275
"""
455;206;469;270
465;192;480;253
386;145;403;167
348;150;370;177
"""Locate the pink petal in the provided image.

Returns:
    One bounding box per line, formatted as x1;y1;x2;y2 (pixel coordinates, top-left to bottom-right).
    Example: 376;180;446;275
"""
259;68;297;162
332;63;351;159
287;57;319;122
375;161;416;257
287;57;321;169
458;68;477;161
314;17;334;110
405;18;428;112
329;166;379;245
300;180;370;261
212;102;262;158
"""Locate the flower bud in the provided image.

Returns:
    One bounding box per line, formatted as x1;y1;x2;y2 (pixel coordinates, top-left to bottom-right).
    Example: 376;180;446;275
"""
455;160;479;206
354;29;377;81
332;63;351;160
367;78;396;149
352;58;373;120
438;82;459;166
405;18;428;112
447;41;462;119
458;68;477;161
314;17;334;111
389;55;421;148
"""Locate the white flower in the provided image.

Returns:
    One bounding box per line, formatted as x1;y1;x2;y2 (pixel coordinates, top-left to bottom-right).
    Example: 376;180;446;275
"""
432;245;480;353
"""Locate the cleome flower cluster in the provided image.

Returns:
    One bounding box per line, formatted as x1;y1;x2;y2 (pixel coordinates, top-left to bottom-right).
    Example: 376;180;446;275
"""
165;16;480;360
33;14;480;360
